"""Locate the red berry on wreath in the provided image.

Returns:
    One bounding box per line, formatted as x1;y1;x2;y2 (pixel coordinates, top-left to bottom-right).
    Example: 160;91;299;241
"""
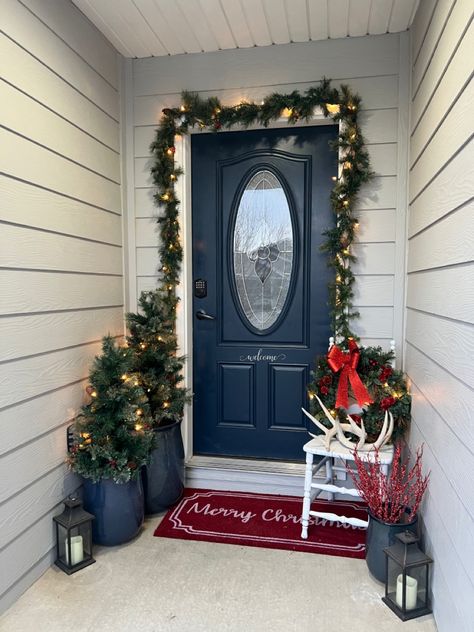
109;459;117;468
320;385;329;395
214;120;222;130
323;375;332;385
380;397;396;410
379;366;393;382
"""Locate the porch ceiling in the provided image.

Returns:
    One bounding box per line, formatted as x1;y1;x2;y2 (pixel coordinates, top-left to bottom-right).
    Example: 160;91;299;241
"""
72;0;419;58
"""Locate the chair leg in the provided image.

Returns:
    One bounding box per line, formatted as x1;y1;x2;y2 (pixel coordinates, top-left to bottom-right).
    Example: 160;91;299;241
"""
325;457;335;501
301;451;314;539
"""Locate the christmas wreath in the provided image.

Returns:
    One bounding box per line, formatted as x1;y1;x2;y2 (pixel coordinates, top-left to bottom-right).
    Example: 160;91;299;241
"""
307;340;411;442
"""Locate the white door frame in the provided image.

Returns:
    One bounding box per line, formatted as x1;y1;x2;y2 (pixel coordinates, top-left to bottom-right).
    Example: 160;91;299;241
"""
174;111;340;471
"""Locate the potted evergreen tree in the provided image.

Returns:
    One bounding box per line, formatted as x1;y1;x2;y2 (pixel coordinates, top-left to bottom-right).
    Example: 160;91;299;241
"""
68;336;154;545
126;290;191;514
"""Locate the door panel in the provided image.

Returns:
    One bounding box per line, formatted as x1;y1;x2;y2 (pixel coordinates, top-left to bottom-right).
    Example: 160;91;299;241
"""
192;126;337;460
221;154;307;345
219;363;255;427
269;364;308;430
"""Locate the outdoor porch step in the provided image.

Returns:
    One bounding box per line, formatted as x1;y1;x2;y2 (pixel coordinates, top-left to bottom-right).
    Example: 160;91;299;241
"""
186;455;340;496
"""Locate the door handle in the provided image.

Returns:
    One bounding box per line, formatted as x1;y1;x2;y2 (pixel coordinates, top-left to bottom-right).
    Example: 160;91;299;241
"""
196;309;216;321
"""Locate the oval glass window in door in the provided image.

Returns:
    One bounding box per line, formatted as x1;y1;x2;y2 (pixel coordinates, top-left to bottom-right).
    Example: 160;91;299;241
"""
232;169;294;332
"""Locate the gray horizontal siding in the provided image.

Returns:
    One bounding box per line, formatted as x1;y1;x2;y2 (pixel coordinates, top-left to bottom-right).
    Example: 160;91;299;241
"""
406;1;474;630
0;0;122;614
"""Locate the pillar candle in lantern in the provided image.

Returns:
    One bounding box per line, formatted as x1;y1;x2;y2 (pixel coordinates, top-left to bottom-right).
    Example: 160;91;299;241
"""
65;535;84;565
396;574;418;610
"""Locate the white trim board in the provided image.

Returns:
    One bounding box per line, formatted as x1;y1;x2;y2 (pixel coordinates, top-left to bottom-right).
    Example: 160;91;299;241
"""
394;30;410;367
120;57;137;316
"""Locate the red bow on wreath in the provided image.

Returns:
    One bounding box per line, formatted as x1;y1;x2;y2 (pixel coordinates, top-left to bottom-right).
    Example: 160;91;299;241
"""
327;339;373;410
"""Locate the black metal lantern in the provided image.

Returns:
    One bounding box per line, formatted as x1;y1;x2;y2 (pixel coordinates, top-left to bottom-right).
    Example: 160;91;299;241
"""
53;497;95;574
382;531;433;621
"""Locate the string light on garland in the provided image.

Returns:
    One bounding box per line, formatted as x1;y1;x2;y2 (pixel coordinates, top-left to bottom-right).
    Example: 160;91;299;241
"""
147;78;372;344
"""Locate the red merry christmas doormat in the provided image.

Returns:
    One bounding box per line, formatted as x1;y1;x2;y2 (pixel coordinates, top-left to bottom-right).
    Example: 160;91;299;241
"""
154;488;367;559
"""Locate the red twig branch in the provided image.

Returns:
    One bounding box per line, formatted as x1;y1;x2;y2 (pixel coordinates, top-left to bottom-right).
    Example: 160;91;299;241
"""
347;443;429;524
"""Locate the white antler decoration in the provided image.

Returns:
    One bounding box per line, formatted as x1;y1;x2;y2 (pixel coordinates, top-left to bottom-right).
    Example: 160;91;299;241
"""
302;394;393;451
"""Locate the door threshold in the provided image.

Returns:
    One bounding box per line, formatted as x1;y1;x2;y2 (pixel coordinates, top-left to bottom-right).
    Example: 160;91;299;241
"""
186;455;320;496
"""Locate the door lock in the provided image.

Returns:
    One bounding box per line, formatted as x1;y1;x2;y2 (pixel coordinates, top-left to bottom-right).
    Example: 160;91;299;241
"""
196;309;215;321
194;278;207;298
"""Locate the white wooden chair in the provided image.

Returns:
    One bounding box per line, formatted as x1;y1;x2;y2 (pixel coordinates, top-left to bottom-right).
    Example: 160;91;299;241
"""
300;435;394;538
300;337;396;539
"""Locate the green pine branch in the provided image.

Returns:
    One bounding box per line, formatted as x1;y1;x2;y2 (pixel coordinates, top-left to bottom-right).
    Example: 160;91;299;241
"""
68;336;154;483
126;291;192;428
148;79;373;341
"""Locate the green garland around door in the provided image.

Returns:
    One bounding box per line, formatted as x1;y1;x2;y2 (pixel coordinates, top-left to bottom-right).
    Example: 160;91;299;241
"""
149;78;372;340
145;79;411;443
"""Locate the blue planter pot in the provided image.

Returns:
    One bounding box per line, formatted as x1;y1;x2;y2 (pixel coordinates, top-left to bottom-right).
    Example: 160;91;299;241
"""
366;510;418;582
82;477;144;546
142;419;185;514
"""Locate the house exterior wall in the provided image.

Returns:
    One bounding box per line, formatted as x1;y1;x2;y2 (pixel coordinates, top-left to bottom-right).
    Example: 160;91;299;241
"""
0;0;123;613
406;1;474;630
126;33;407;353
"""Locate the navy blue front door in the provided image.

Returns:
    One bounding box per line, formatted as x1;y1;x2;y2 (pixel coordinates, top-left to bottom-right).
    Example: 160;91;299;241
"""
192;126;337;460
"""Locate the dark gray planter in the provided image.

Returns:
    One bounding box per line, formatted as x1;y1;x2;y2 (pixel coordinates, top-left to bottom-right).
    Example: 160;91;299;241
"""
142;419;185;514
82;477;144;546
366;509;418;582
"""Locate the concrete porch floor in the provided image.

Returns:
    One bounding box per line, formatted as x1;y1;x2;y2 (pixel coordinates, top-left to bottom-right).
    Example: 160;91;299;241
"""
0;514;437;632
